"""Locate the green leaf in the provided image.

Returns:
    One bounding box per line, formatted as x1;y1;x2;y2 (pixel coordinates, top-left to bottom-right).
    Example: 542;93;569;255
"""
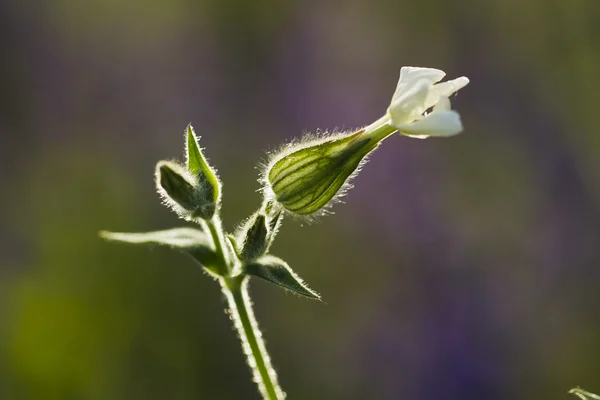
100;227;217;268
570;389;600;400
185;124;220;203
245;255;320;300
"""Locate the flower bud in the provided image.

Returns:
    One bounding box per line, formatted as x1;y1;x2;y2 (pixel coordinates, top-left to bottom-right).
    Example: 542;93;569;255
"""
156;160;216;220
239;213;269;261
264;130;375;215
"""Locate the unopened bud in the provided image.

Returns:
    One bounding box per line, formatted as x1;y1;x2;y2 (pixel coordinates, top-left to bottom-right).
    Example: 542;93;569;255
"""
156;161;216;220
264;130;375;215
239;213;269;261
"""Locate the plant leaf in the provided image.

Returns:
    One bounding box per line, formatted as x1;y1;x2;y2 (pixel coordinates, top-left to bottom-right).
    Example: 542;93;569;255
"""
100;227;217;267
185;124;220;203
570;389;600;400
245;255;320;300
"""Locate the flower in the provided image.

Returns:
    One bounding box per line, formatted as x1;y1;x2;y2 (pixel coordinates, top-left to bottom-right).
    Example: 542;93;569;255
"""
264;66;469;217
386;66;469;139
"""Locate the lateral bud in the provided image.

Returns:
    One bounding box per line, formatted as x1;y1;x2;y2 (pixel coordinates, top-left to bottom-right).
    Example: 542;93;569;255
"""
239;213;269;261
264;130;375;216
156;160;216;220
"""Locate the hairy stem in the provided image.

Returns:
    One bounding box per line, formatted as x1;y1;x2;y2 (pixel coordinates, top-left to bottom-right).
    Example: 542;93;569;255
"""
223;276;284;400
205;216;284;399
206;216;231;274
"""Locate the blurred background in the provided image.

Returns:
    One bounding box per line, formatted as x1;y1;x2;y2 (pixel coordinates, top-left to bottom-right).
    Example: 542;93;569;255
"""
1;0;600;399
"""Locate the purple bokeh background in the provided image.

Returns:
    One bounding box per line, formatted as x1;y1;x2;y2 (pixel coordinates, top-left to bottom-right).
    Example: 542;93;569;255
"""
1;1;599;399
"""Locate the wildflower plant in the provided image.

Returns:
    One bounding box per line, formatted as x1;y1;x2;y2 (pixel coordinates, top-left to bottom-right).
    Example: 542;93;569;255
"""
101;67;469;399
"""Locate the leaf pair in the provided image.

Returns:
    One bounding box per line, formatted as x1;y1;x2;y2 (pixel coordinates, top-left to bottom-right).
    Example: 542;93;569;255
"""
100;227;320;300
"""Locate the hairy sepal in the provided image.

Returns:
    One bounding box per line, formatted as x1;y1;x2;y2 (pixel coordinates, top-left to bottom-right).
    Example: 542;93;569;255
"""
260;129;376;219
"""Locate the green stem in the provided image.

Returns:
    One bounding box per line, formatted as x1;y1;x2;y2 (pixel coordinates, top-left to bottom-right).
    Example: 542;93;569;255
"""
206;217;231;275
224;276;284;400
205;216;283;399
363;114;397;145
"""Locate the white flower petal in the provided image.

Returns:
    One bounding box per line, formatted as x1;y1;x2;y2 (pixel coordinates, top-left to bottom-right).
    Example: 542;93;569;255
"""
399;66;446;86
396;110;464;137
400;133;430;139
392;67;446;102
425;76;469;109
433;96;451;112
388;79;430;125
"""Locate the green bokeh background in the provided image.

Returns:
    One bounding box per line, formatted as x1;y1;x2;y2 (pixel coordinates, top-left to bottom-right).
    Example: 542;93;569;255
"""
1;1;600;399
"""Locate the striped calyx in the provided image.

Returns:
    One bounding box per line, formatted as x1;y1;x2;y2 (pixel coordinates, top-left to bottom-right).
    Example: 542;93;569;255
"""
265;130;375;215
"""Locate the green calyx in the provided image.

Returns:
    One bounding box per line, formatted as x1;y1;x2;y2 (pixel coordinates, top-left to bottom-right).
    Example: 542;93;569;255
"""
267;130;375;215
